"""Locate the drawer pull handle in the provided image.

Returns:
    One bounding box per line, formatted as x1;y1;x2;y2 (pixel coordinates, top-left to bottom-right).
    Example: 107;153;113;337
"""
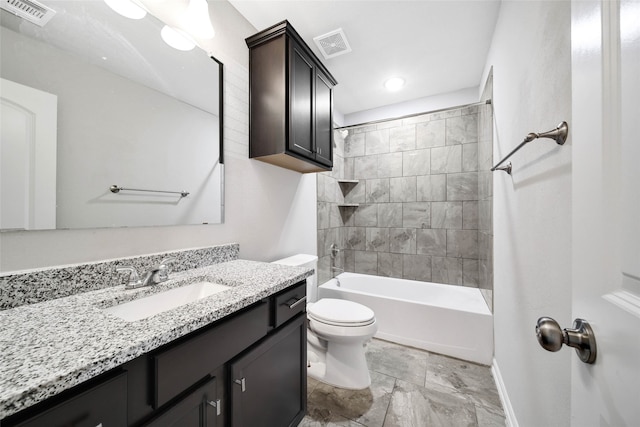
234;377;246;392
207;399;222;416
286;296;307;309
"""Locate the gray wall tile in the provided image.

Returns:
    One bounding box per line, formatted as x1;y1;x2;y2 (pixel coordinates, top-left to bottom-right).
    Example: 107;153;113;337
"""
390;177;417;202
416;229;447;256
431;145;462;174
446;114;478;145
354;155;377;179
365;129;390;155
447;172;478;201
319;104;489;292
416;120;445;148
344;227;366;250
446;230;479;258
403;149;430;176
378;203;403;227
389;125;417;152
431;202;463;229
432;257;463;285
403;202;431;228
355;251;378;274
355;204;378;226
378;152;403;178
366;178;390;203
417;175;447;201
403;254;432;280
378;253;403;278
462;143;479;172
463;201;479;230
366;227;390;252
390;228;417;254
344;132;365;157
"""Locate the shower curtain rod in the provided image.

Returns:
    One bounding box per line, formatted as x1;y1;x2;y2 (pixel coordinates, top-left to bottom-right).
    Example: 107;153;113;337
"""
335;99;492;130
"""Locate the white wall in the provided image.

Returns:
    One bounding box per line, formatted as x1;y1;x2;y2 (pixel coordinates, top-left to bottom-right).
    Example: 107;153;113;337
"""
0;1;317;272
481;2;572;426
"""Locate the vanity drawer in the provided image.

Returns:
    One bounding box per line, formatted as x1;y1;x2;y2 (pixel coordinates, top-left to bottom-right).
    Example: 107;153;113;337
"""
153;300;269;409
12;372;127;427
273;281;306;328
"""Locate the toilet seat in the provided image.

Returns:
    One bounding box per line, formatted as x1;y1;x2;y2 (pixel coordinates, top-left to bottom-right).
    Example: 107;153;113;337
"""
308;298;375;327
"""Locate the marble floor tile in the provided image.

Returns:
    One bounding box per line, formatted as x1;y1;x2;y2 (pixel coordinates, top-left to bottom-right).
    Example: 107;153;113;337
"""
306;371;396;427
305;339;506;427
425;353;503;414
383;379;477;427
366;339;428;387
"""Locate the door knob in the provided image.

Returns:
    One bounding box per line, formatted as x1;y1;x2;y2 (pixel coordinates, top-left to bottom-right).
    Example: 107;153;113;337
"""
535;317;597;364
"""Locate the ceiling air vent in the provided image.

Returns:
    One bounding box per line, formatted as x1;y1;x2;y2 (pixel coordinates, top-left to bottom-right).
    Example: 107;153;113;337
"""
0;0;56;27
313;28;352;60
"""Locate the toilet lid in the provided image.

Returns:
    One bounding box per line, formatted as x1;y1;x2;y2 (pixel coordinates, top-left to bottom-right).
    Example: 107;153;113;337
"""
307;298;375;327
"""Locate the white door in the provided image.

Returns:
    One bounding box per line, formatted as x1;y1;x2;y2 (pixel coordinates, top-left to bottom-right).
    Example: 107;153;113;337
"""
571;0;640;425
0;78;57;230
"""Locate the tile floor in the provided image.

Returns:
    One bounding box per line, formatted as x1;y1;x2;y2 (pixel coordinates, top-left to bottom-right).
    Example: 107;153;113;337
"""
300;339;506;427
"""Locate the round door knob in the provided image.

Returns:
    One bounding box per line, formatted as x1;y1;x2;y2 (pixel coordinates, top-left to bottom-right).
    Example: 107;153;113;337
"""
535;317;597;364
535;317;564;352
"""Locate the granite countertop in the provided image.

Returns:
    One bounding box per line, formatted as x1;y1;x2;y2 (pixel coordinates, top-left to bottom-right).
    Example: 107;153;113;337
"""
0;259;312;419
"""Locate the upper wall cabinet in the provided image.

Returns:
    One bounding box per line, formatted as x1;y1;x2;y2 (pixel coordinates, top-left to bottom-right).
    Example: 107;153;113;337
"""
246;21;338;173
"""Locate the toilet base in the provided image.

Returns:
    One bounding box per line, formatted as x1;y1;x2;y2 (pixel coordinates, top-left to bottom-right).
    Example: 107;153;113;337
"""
307;342;372;390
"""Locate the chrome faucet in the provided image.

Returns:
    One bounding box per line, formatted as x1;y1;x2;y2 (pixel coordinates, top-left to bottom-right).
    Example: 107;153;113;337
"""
116;257;176;290
141;257;176;287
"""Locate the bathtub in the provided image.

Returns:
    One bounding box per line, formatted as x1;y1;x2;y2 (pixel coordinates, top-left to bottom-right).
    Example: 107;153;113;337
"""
319;272;493;365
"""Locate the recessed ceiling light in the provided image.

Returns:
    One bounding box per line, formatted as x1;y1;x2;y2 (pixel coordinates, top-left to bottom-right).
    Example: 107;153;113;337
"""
104;0;147;20
384;77;405;92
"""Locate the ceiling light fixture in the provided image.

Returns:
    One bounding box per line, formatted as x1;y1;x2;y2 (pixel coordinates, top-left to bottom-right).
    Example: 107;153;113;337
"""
104;0;147;20
183;0;215;39
161;25;196;51
384;77;405;92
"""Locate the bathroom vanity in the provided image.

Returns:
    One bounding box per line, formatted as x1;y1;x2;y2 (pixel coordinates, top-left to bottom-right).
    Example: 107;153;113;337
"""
0;258;310;427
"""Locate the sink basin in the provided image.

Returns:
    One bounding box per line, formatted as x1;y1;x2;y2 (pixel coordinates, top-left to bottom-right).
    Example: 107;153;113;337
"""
103;282;231;322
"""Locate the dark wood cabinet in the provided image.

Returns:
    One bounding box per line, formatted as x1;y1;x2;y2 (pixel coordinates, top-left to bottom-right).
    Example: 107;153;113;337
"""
11;372;127;427
230;315;306;427
144;376;220;427
2;282;307;427
246;20;337;173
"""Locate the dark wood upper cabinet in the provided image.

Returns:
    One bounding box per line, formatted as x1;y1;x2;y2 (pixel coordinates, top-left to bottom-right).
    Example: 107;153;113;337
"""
246;20;338;173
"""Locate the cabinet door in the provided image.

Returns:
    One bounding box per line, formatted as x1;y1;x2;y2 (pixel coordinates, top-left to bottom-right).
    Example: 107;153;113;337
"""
230;315;306;427
288;41;314;159
144;376;220;427
314;71;333;167
12;372;127;427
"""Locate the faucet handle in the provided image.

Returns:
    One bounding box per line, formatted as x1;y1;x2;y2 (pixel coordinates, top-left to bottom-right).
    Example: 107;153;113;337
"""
116;266;143;289
157;257;177;282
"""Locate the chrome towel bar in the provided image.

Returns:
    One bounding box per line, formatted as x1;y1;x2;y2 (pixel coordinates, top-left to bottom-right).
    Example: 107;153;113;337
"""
109;185;189;197
491;121;568;175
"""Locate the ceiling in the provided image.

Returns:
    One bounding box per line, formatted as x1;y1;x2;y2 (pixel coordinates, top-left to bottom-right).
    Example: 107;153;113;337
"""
229;0;501;116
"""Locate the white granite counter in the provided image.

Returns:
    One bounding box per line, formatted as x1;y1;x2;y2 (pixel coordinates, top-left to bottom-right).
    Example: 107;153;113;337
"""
0;259;312;419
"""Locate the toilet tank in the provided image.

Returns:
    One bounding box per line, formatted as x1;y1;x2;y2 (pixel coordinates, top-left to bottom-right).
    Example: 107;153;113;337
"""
272;254;318;303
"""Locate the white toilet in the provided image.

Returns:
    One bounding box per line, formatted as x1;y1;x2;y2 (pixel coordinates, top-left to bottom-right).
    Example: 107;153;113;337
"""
272;254;377;390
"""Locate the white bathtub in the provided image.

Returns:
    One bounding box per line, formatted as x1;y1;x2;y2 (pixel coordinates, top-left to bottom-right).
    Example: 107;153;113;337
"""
319;272;493;365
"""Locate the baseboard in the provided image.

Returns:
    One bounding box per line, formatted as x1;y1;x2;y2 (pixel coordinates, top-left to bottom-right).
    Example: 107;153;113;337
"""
492;358;519;427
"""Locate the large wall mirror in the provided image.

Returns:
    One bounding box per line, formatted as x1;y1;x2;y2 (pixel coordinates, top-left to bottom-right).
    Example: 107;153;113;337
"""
0;0;223;230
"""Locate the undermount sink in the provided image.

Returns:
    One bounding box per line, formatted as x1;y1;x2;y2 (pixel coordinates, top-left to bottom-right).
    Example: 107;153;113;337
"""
103;282;231;322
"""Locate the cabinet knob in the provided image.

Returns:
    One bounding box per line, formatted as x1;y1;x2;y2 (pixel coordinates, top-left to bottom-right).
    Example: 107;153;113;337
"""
207;399;221;416
234;377;246;392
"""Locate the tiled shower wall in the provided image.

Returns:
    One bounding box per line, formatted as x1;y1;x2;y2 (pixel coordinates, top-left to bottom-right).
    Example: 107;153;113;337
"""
317;104;493;304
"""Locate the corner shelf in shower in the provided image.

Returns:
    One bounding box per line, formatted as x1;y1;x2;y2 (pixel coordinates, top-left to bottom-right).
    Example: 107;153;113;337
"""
337;179;359;184
337;203;359;208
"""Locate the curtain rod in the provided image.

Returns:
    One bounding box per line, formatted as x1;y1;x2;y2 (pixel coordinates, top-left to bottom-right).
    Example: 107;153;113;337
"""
335;99;492;130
